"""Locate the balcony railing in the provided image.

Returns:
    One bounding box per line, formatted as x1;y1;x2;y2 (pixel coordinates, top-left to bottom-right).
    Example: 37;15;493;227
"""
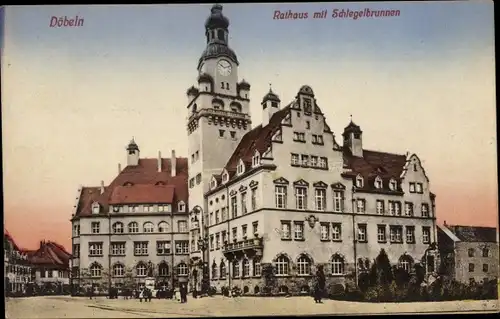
222;237;263;254
189;108;251;122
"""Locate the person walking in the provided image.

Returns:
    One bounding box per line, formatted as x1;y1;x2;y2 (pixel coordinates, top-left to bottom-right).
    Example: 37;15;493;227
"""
180;284;188;303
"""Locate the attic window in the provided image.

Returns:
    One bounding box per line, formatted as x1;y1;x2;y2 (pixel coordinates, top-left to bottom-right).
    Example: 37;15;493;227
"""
155;181;166;186
123;182;133;186
237;160;245;175
210;178;217;190
252;151;261;167
389;179;398;191
222;172;229;183
178;201;186;212
91;202;100;214
354;133;361;139
374;176;383;189
355;175;364;188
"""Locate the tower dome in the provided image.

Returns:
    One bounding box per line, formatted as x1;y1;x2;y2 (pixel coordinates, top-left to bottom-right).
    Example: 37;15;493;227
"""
205;4;229;30
261;89;280;104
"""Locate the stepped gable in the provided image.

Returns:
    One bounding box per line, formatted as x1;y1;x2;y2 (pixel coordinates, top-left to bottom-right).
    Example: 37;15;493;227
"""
75;157;188;217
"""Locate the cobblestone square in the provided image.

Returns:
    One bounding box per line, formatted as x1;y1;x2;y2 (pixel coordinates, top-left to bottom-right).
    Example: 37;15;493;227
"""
5;296;499;318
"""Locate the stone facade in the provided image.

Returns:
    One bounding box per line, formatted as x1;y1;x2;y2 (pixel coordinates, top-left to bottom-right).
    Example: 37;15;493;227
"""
4;230;32;294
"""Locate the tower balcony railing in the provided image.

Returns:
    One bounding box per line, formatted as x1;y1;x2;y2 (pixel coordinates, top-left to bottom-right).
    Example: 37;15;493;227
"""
188;108;251;122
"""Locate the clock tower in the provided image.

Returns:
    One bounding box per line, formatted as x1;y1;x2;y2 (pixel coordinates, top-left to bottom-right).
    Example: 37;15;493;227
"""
186;4;252;254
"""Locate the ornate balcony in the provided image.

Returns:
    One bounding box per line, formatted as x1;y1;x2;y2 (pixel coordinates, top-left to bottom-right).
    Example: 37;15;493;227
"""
188;108;251;122
222;236;263;259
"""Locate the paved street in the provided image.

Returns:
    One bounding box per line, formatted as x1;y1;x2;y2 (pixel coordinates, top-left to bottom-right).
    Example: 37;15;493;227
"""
5;295;499;318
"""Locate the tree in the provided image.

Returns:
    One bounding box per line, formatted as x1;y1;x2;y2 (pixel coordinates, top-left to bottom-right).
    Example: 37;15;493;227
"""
370;249;393;286
262;264;276;295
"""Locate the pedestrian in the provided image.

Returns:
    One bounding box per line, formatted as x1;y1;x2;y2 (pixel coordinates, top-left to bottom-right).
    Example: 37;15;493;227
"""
139;288;144;302
147;288;152;302
313;265;326;303
180;284;187;303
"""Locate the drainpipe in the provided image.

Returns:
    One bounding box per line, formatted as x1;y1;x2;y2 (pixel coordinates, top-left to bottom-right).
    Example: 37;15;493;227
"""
171;208;175;290
108;213;112;293
351;186;358;287
225;185;232;293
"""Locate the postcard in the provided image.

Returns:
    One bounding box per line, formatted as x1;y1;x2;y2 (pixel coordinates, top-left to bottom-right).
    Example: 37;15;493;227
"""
2;2;498;318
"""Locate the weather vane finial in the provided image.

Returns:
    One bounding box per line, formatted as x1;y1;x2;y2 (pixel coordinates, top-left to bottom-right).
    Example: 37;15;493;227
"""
349;114;353;122
269;83;272;92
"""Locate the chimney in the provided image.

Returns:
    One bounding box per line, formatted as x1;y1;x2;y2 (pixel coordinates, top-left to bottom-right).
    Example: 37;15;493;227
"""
158;151;162;172
100;180;105;194
444;220;447;226
171;150;177;177
40;241;43;249
118;163;122;174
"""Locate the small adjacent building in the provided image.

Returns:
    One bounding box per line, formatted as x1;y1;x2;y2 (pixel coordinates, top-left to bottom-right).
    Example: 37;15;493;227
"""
437;224;499;284
4;229;32;295
27;240;72;291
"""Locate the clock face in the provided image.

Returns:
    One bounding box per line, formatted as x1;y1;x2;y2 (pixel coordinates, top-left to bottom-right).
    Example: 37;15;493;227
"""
217;60;232;76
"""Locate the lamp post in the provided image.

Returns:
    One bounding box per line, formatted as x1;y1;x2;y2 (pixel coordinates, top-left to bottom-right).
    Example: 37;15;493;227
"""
197;236;209;296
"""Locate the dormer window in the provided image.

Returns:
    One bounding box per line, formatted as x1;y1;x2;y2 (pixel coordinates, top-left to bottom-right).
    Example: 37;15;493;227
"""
389;179;398;191
91;202;100;214
355;175;364;188
222;170;229;183
237;159;245;175
178;201;186;212
374;176;383;189
252;151;261;168
210;177;217;190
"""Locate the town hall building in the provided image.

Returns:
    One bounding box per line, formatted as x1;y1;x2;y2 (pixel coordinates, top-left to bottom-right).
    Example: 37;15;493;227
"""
71;4;439;295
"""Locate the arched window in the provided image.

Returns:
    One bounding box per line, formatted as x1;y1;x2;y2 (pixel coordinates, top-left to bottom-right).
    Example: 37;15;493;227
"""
254;286;260;294
143;222;154;233
242;259;250;277
275;255;289;276
177;262;188;276
113;263;124;277
90;263;102;278
212;262;218;279
158;262;169;277
232;261;240;278
220;261;226;279
158;221;170;233
112;222;124;234
128;222;139;233
399;255;413;273
253;258;261;276
297;255;312;276
136;263;147;277
330;254;344;275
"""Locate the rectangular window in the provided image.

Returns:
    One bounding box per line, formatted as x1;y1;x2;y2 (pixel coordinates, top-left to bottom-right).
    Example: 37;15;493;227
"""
319;157;328;169
315;188;326;211
89;242;103;256
241;192;248;215
216;234;221;249
231;196;238;218
252;222;258;235
209;235;214;250
483;264;489;272
356;199;365;213
275;185;287;208
175;241;189;254
357;224;367;242
111;242;126;256
222;231;227;244
221;207;227;221
91;222;100;234
332;223;342;241
291;153;300;166
209;212;214;226
295;187;308;210
232;227;237;241
409;182;416;193
301;154;309;166
178;221;187;232
377;225;386;242
405;202;414;216
416;183;423;193
376;200;385;214
469;263;475;272
406;226;415;243
310;156;318;167
156;241;170;255
294;222;304;240
333;191;343;212
320;223;330;240
219;129;225;138
421;203;430;217
73;244;80;258
482;248;490;258
251;188;257;211
422;227;431;244
215;210;220;224
390;201;401;216
242;225;248;238
389;226;403;243
281;221;291;240
134;241;148;256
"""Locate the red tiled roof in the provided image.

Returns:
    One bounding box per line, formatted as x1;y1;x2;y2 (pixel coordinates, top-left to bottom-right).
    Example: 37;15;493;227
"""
220;105;290;177
343;149;407;191
75;157;188;217
28;241;71;267
109;184;175;204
